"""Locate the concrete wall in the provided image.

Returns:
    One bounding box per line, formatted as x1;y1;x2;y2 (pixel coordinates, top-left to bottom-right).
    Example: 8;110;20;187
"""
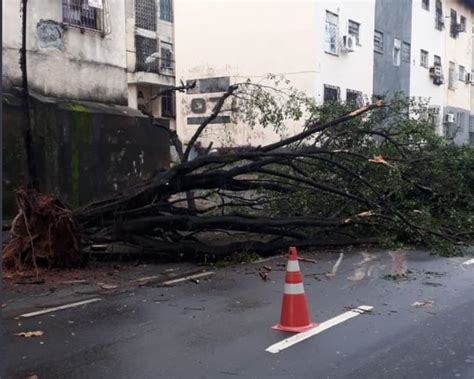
2;92;170;218
373;0;413;98
2;0;128;104
174;0;375;148
410;0;446;134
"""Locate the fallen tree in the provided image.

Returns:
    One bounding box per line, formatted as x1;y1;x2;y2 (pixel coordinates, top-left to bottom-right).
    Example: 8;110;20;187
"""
4;81;474;267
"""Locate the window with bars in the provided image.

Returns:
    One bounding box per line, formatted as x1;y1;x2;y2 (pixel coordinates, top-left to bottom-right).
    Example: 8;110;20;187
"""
458;65;465;81
393;38;401;66
62;0;104;31
135;0;156;31
160;0;173;22
323;84;340;103
160;41;174;71
325;11;339;55
450;9;457;38
435;0;444;30
374;30;383;54
401;42;411;63
348;20;360;45
346;89;362;105
161;91;175;117
420;50;429;68
434;55;441;67
448;61;455;89
135;35;159;73
460;16;466;32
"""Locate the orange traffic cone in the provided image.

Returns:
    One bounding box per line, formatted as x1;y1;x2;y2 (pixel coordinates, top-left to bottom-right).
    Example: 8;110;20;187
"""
272;246;318;332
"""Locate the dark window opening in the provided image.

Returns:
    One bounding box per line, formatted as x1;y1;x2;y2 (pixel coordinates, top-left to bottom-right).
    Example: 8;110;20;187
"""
450;9;457;38
346;89;362;105
402;42;411;63
374;30;383;53
422;0;429;10
160;41;174;71
348;20;360;45
161;91;175;117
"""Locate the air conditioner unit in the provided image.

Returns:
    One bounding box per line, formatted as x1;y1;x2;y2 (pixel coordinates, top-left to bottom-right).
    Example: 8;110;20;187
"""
444;113;455;124
341;35;355;52
429;66;442;77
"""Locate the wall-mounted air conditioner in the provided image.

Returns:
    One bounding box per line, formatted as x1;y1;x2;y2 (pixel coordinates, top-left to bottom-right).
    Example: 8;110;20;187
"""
444;113;455;124
429;66;442;78
341;35;355;53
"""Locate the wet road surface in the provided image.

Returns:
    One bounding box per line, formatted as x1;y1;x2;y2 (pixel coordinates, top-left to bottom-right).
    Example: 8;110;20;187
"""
2;249;474;378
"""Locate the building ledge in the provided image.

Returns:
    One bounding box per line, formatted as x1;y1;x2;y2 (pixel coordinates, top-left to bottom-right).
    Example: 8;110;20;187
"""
128;71;175;87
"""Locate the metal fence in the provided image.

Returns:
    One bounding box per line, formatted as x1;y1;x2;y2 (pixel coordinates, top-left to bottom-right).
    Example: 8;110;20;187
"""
62;0;106;32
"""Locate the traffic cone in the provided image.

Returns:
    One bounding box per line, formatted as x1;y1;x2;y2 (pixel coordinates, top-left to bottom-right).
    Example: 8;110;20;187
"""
272;246;318;332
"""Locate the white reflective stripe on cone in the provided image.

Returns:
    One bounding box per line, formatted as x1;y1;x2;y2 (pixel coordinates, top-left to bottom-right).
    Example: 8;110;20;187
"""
284;283;305;295
286;260;300;272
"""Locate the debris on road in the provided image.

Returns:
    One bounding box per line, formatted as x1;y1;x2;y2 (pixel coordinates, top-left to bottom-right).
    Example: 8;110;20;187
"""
15;331;44;337
298;257;317;263
98;283;118;290
412;300;434;308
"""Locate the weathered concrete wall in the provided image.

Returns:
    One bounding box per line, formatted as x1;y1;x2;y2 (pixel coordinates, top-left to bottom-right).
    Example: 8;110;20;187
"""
2;0;128;104
2;92;170;218
373;0;413;98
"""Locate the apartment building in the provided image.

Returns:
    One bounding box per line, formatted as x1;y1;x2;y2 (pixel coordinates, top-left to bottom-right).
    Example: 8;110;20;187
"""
174;0;376;148
126;0;176;127
373;0;473;144
2;0;128;104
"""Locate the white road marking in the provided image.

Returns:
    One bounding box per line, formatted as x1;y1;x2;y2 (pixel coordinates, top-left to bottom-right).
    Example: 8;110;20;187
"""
462;258;474;266
265;305;374;354
161;271;214;285
19;298;102;318
330;253;344;274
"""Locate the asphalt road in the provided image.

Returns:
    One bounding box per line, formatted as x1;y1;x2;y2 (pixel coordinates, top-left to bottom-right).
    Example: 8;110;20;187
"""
2;249;474;378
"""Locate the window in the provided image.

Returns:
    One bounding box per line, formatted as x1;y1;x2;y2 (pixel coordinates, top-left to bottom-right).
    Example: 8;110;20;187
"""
428;107;440;128
448;61;455;89
160;41;174;70
460;16;466;32
420;50;429;68
160;0;173;22
458;65;465;81
348;20;360;45
135;35;159;73
422;0;429;10
434;55;441;67
135;0;156;31
393;38;401;66
402;42;411;63
325;11;339;55
323;85;340;103
161;91;175;117
62;0;104;31
346;89;362;105
450;9;457;38
374;30;383;53
435;0;444;30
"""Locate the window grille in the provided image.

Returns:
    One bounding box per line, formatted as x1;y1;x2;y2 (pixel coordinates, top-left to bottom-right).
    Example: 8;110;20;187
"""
160;0;173;22
161;91;175;117
135;35;160;73
348;20;360;45
62;0;106;32
135;0;156;31
346;89;362;105
450;9;457;38
325;11;338;55
323;84;340;103
401;42;411;63
374;30;383;53
160;41;174;71
435;0;444;30
458;66;465;81
393;38;401;66
420;50;429;68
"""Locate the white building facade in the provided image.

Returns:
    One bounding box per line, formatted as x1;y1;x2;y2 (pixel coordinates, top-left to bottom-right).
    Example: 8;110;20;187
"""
174;0;376;148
